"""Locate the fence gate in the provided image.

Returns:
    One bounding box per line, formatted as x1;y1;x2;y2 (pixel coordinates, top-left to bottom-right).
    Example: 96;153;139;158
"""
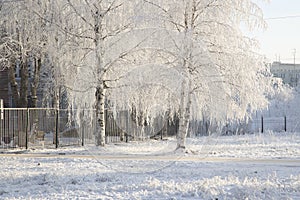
0;108;27;148
27;108;57;148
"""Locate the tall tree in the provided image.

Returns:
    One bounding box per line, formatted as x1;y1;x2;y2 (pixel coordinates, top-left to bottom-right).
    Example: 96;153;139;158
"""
139;0;273;149
38;0;145;146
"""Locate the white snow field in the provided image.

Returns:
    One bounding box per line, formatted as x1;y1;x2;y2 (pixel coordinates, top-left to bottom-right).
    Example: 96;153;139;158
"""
1;131;300;200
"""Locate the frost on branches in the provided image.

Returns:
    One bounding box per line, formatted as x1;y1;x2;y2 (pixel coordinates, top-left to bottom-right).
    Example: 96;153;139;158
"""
0;0;275;149
132;0;274;149
41;0;143;146
50;0;274;148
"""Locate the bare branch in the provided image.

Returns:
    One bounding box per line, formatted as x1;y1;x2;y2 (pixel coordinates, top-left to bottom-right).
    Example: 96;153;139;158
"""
143;0;184;32
67;0;94;28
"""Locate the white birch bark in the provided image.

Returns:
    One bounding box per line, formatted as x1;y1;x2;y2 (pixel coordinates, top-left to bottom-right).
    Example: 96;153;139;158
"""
177;78;192;149
95;84;106;146
93;7;106;146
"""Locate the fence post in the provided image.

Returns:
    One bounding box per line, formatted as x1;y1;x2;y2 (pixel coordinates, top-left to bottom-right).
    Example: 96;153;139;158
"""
81;121;84;146
82;128;84;146
55;109;59;148
261;116;264;133
0;99;3;120
126;111;129;143
284;116;287;132
81;109;84;146
25;108;29;149
0;99;3;147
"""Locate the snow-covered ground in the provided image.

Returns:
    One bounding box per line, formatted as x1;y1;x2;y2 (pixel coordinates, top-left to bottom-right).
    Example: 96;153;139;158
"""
1;131;300;199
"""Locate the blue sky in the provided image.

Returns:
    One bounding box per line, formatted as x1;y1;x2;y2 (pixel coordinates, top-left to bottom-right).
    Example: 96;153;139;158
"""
252;0;300;63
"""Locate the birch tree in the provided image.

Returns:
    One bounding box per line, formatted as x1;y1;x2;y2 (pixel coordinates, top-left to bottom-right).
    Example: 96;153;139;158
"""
139;0;273;149
1;0;274;149
36;0;145;146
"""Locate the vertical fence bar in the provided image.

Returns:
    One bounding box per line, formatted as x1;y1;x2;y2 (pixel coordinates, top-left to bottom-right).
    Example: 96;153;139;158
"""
261;116;264;133
25;109;29;149
0;100;3;148
105;109;108;144
82;110;84;146
284;116;287;132
126;111;129;143
81;109;84;146
8;110;14;146
82;127;84;146
0;99;3;120
55;109;59;148
7;110;10;146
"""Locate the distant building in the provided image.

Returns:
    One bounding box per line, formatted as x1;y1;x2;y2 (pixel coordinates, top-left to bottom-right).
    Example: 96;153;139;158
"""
271;61;300;87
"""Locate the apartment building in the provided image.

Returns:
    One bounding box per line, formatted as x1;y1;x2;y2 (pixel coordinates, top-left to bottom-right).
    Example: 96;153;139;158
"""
271;61;300;87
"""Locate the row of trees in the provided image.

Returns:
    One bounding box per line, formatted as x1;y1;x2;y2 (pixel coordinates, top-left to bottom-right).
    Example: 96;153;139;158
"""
0;0;274;149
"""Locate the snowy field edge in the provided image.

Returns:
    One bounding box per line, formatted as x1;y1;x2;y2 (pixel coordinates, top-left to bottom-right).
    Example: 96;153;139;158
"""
0;132;300;199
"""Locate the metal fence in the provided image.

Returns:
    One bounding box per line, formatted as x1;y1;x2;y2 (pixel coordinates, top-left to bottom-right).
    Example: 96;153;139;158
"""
105;110;178;142
3;108;294;149
251;116;300;133
0;108;96;149
0;108;178;149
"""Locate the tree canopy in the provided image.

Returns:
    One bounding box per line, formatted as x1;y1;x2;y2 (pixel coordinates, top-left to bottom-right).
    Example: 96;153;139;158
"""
0;0;274;147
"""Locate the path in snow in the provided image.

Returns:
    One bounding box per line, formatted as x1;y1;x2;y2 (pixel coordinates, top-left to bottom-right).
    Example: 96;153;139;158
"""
1;152;300;165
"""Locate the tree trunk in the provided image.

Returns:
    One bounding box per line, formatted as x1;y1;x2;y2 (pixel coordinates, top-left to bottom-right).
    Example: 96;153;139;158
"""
177;78;192;149
30;57;42;140
20;59;28;107
53;87;60;145
8;61;20;107
95;83;106;146
31;57;41;108
94;9;106;146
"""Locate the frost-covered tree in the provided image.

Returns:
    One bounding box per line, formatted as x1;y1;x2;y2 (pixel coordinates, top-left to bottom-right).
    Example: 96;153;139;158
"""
36;0;147;146
1;0;274;149
136;0;274;149
6;0;163;145
0;1;47;108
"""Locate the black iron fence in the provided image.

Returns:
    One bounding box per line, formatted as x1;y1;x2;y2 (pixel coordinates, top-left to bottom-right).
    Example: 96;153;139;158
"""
2;108;293;149
0;108;96;149
0;108;178;149
105;110;178;143
251;116;300;133
224;116;300;135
